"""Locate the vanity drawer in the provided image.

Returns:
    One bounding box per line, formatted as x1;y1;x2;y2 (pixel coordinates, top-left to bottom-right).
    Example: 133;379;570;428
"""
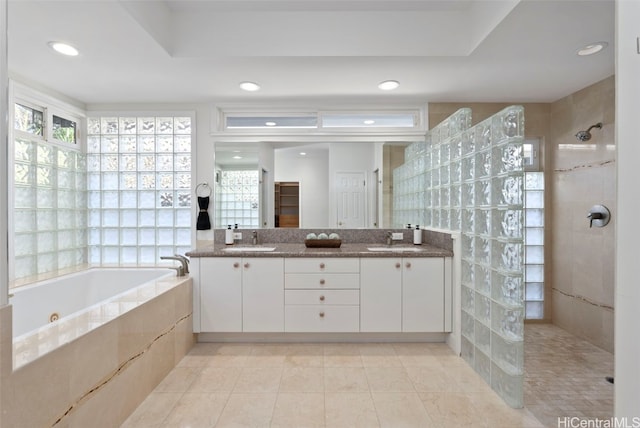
285;289;359;305
285;258;359;274
285;305;360;332
285;273;360;289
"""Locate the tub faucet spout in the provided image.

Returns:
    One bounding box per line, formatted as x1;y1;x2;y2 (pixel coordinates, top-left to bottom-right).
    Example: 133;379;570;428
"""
161;256;188;276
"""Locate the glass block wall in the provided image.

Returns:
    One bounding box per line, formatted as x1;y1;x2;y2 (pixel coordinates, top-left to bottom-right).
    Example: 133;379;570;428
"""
86;116;192;265
13;138;87;279
524;172;545;319
215;170;260;229
393;106;525;408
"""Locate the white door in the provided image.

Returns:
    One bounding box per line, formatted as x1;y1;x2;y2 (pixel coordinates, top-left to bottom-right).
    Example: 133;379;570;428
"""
360;258;402;332
242;257;284;332
335;172;366;228
402;257;445;332
200;258;243;332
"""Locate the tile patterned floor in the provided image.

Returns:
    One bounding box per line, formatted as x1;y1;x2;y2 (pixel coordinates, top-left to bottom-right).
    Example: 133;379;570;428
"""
122;342;543;427
524;324;614;428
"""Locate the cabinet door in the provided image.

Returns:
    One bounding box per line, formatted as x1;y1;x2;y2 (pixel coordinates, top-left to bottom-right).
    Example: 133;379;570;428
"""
402;257;445;332
360;258;402;332
200;258;242;332
242;257;284;332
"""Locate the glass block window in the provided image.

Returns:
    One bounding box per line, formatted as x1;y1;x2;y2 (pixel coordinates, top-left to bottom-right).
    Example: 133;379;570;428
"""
215;169;260;228
13;138;87;280
86;115;193;265
14;102;44;137
524;171;544;319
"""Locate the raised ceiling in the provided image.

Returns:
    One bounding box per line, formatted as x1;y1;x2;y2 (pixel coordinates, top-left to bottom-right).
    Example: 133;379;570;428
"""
7;0;614;106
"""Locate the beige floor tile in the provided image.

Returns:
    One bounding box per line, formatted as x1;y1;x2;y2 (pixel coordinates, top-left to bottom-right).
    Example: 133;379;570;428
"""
204;354;249;368
419;391;477;427
280;367;325;392
187;366;242;393
324;367;369;393
358;344;403;367
154;366;201;392
271;392;325;428
397;353;444;368
325;392;380;428
233;367;283;393
324;343;363;367
245;344;288;367
214;393;277;427
121;392;182;427
284;344;324;367
404;366;460;393
160;392;229;428
364;367;415;392
371;392;434;428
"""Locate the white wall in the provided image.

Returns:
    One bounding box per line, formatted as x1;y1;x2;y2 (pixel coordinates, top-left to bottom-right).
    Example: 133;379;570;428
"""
615;0;640;418
274;146;329;228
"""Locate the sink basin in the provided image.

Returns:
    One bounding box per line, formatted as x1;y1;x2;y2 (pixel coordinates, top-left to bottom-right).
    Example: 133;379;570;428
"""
367;247;424;252
222;247;276;252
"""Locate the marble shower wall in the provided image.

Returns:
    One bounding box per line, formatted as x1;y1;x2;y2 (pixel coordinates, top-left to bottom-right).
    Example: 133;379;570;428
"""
549;76;615;353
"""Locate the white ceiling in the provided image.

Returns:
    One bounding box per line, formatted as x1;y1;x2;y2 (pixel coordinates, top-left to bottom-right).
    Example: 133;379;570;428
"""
7;0;614;106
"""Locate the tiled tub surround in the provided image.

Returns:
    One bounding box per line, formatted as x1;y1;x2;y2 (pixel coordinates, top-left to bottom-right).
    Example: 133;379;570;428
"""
0;272;195;427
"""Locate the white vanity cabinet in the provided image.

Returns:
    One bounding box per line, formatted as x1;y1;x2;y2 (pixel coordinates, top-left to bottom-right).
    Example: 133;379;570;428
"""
199;257;284;332
200;257;243;332
361;257;449;333
284;258;360;332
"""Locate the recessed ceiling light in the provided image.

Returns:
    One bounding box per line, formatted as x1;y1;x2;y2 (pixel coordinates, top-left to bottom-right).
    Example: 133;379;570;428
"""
232;155;242;159
378;80;400;91
363;120;376;125
265;121;277;126
577;42;608;56
299;152;307;156
239;81;260;92
48;41;79;56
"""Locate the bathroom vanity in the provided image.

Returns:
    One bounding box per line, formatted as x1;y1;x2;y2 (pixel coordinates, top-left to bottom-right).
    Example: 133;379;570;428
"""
187;235;453;338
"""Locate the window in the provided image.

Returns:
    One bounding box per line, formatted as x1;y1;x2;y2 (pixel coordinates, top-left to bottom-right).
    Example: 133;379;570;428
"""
51;114;77;144
85;115;193;265
215;170;260;228
14;102;44;137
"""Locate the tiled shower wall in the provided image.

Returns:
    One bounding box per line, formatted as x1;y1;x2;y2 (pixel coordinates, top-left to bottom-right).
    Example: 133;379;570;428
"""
393;106;525;408
549;76;615;353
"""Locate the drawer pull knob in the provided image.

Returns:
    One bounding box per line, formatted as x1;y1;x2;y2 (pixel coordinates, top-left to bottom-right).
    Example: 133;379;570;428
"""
319;295;325;301
319;263;325;269
233;262;239;268
320;279;326;285
395;262;401;269
319;311;325;318
244;263;250;268
405;262;412;268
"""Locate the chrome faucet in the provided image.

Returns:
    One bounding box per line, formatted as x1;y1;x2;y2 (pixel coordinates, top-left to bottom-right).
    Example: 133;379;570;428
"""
161;255;189;276
386;231;393;247
252;230;258;245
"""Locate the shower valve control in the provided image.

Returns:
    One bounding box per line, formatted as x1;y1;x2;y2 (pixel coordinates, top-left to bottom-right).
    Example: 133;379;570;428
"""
587;205;611;228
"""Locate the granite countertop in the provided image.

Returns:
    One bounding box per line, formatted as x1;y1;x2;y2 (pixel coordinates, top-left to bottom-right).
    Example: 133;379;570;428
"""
186;242;453;258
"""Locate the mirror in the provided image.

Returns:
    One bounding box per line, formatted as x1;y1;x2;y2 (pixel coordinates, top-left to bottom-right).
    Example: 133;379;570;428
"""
214;141;409;229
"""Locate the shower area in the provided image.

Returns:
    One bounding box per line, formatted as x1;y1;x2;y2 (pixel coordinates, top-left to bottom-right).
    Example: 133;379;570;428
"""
426;75;616;424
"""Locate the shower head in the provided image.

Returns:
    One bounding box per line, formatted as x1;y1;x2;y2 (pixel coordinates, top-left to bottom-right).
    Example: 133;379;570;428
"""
575;122;603;141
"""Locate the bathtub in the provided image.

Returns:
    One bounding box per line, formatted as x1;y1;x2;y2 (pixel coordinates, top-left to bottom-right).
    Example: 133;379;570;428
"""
2;267;195;427
10;268;174;339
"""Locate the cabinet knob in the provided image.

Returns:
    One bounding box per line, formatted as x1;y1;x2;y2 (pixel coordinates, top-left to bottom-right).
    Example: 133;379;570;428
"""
233;262;239;268
395;262;401;269
319;262;325;269
319;279;326;285
244;263;250;269
319;311;325;318
319;295;325;301
405;262;412;268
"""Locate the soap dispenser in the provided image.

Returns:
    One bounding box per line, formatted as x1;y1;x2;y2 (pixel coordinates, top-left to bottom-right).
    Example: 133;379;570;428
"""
413;225;422;245
225;225;233;245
